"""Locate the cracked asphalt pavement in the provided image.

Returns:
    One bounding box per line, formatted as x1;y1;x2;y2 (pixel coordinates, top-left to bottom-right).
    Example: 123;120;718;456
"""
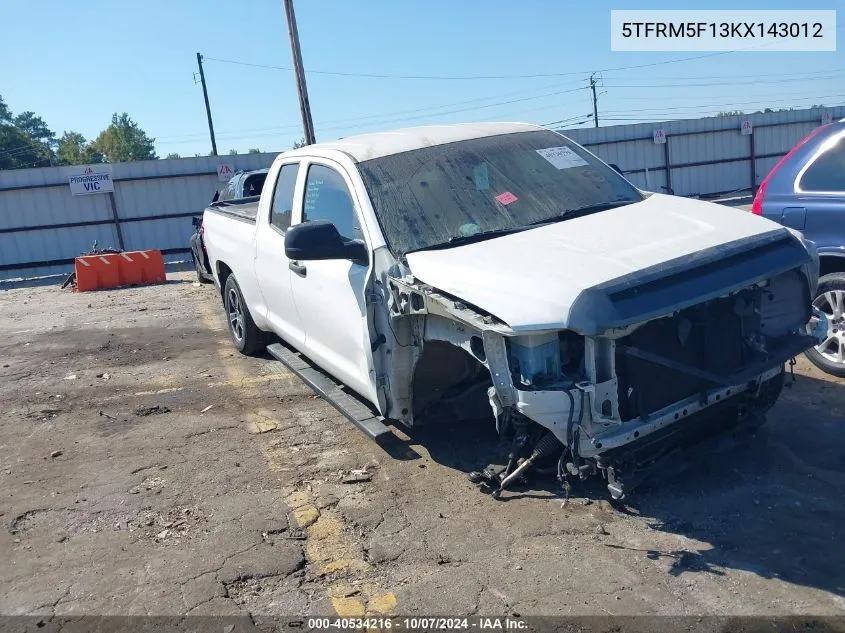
1;274;844;621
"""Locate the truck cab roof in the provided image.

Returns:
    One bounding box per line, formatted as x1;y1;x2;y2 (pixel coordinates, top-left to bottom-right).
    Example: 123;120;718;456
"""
281;122;545;162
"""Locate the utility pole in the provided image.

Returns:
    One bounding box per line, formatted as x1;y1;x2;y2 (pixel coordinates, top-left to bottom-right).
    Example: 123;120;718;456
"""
283;0;316;145
590;72;599;128
196;52;218;156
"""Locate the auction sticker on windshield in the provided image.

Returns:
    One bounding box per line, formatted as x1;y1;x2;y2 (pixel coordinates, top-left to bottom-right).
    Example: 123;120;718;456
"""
495;191;518;205
474;163;490;190
536;146;589;170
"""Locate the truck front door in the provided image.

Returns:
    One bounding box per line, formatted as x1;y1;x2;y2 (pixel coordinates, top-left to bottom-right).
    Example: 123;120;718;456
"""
287;159;377;405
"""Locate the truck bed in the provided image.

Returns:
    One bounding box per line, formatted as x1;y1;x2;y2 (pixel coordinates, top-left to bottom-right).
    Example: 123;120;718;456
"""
206;197;259;224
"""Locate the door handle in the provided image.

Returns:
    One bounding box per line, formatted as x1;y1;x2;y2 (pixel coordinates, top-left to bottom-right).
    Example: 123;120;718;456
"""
289;261;307;277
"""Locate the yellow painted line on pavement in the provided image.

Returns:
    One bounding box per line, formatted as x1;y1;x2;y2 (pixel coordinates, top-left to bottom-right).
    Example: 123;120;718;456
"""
193;289;397;618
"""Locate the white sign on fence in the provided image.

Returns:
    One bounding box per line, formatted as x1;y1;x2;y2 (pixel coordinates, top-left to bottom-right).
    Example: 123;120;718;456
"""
217;163;235;182
822;112;833;125
741;120;753;135
67;165;114;196
653;129;666;144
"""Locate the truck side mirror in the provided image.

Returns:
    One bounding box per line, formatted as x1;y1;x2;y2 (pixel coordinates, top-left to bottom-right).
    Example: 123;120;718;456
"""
284;220;368;266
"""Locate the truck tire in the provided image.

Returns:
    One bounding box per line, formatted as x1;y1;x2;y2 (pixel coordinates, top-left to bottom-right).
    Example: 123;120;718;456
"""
223;275;265;355
804;273;845;378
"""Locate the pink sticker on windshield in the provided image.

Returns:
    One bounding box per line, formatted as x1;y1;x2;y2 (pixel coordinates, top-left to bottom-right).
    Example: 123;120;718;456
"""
495;191;518;205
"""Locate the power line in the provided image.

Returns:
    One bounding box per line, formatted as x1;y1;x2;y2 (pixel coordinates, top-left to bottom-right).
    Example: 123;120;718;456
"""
609;68;845;82
155;84;591;146
609;88;845;103
542;113;594;127
202;50;740;81
155;89;841;148
603;73;845;89
203;23;845;84
0;135;54;161
600;93;845;114
602;109;842;122
155;78;591;142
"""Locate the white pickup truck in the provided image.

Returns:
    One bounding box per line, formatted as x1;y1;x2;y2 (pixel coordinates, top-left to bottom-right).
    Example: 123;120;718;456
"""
203;122;825;499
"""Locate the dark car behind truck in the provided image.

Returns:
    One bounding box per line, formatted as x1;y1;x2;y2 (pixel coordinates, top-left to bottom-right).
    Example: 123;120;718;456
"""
191;169;269;283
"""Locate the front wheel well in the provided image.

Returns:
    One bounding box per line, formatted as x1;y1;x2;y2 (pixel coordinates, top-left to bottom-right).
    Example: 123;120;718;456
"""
819;255;845;278
410;340;491;423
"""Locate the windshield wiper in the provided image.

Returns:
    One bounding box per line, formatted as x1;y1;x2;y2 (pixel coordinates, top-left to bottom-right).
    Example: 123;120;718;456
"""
528;200;635;226
406;226;528;254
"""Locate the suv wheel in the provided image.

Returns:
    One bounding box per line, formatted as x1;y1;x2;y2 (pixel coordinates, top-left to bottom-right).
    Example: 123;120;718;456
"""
804;272;845;378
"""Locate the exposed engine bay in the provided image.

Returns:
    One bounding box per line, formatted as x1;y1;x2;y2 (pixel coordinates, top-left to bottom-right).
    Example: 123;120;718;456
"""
375;262;826;499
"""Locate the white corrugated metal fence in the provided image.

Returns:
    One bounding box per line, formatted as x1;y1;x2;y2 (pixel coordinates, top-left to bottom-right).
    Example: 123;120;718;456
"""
1;105;842;281
0;153;276;281
563;105;844;196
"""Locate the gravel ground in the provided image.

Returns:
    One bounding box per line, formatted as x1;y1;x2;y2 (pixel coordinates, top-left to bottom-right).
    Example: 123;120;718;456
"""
1;274;844;623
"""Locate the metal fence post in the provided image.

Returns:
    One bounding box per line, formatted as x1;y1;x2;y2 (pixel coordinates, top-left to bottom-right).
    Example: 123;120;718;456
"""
663;139;672;193
749;127;757;195
107;190;125;250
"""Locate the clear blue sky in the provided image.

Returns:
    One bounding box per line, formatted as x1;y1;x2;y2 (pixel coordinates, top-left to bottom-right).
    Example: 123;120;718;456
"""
1;0;842;157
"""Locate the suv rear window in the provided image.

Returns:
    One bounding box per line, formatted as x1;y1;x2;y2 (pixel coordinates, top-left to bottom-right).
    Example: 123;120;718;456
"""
800;133;845;192
243;173;267;197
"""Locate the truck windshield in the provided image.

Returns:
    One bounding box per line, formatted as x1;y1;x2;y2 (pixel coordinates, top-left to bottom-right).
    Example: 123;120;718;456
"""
358;130;643;256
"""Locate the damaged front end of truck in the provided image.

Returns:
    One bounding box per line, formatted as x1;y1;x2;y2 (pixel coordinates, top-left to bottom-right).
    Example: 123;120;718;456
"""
374;229;825;499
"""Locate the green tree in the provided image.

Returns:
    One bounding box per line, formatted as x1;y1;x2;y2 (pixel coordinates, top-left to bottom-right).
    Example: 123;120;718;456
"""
292;138;306;149
0;125;53;170
93;113;157;162
165;152;181;159
14;111;56;146
57;131;104;166
0;95;12;124
247;148;261;154
228;148;238;155
0;94;56;169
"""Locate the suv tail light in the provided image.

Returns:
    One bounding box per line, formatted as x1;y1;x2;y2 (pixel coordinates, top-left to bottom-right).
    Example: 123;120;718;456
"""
752;124;831;216
751;181;767;216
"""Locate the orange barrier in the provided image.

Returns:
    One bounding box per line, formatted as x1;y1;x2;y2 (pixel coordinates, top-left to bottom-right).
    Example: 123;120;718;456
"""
73;250;166;292
74;254;121;292
117;250;166;287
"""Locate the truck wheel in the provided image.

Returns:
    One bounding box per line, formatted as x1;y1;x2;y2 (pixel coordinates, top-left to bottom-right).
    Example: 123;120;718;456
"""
223;275;264;355
804;273;845;378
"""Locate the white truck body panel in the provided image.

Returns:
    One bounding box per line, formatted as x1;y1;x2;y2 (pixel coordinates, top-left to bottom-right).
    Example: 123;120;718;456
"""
405;193;787;332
